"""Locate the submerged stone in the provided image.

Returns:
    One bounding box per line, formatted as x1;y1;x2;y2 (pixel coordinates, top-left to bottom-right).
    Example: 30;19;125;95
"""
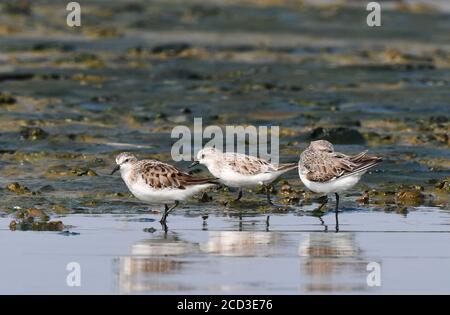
310;127;366;144
395;190;425;206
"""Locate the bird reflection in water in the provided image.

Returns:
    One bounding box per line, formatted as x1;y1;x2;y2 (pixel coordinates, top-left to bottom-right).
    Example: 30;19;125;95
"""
299;232;369;292
201;231;280;257
116;234;199;293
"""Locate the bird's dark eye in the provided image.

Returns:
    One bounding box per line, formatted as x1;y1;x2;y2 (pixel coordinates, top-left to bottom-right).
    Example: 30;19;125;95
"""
124;158;129;163
201;154;205;159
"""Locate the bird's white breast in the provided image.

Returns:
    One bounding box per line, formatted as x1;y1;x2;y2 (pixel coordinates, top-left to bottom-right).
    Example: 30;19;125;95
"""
209;166;280;188
299;173;363;194
121;168;212;203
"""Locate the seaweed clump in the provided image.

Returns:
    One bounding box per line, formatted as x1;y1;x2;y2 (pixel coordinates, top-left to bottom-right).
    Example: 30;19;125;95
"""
0;91;16;105
20;127;48;140
6;182;34;195
435;178;450;192
9;208;64;231
46;165;98;177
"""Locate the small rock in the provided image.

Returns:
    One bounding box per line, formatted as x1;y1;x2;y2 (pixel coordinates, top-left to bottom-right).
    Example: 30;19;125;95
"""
310;127;366;144
59;231;80;236
9;220;17;230
39;185;55;193
20;126;48;140
152;69;207;81
2;0;31;15
143;227;157;233
46;165;97;177
368;189;396;204
199;192;212;202
357;191;370;204
429;116;448;124
395;190;425;206
280;196;301;205
180;107;192;114
151;43;191;56
6;182;30;194
435;178;450;192
0;91;16;104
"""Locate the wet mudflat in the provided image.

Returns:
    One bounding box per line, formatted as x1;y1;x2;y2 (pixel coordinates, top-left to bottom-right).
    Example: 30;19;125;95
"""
0;0;449;294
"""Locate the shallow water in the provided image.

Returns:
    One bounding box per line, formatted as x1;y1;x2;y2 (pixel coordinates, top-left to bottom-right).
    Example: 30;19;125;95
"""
1;205;450;294
0;0;449;294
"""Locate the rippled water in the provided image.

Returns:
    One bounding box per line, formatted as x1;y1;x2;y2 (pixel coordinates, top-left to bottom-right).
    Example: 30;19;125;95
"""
1;204;450;294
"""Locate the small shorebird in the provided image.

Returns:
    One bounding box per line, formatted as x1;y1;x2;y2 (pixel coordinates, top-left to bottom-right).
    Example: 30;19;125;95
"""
190;147;298;205
111;152;218;225
299;140;382;230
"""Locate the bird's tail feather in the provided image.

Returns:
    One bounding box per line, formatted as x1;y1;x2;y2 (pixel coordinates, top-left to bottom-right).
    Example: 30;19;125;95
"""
341;157;382;178
185;177;220;186
275;163;298;172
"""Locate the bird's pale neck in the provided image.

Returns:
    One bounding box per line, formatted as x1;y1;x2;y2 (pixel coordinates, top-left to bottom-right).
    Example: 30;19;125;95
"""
202;157;222;175
119;162;137;183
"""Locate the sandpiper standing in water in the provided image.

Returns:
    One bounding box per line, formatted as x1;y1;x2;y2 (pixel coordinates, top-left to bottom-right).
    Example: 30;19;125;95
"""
298;140;382;231
191;147;298;205
111;152;218;228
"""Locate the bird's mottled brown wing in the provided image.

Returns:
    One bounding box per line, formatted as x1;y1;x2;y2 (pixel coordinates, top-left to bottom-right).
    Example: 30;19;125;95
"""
223;153;274;175
135;160;216;189
301;150;381;183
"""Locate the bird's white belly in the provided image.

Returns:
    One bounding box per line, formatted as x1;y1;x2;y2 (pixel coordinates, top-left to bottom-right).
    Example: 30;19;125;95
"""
299;173;362;194
128;181;213;204
218;169;279;187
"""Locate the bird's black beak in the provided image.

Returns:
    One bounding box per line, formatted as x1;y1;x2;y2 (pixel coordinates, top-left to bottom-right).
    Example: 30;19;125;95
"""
188;161;200;169
111;165;120;175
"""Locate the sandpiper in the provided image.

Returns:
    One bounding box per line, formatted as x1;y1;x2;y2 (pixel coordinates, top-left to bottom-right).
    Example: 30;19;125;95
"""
299;140;382;230
111;152;218;225
190;147;298;205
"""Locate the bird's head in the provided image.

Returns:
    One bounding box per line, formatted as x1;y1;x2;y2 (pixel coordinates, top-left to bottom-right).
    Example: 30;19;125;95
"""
111;152;138;175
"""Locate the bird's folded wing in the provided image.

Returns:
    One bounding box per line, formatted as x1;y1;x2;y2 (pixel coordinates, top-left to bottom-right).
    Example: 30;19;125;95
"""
223;153;274;175
305;152;381;183
305;153;355;182
138;160;216;189
275;163;298;172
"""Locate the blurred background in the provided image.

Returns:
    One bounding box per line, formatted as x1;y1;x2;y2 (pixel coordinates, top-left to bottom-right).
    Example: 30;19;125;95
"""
0;0;448;207
0;0;449;294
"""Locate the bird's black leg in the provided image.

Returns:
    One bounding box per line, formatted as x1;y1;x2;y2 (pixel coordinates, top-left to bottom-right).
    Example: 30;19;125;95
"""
239;212;243;231
335;193;340;211
265;185;274;206
335;193;340;232
317;197;328;211
234;188;243;202
161;221;168;233
160;200;180;225
318;215;328;232
266;215;270;231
